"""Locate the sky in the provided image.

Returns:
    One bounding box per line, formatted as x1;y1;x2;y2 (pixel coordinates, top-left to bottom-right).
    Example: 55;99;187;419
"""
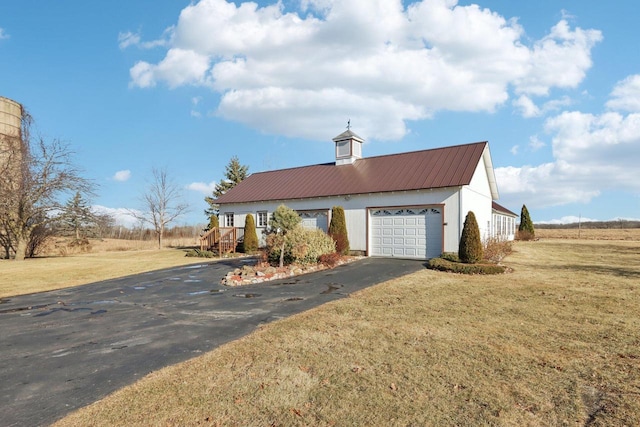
1;0;639;227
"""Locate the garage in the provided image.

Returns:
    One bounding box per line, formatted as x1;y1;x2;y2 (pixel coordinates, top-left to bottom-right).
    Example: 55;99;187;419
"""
299;210;329;232
369;207;443;259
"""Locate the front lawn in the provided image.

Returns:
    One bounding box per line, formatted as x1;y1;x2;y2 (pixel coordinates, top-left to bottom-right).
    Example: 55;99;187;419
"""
54;238;640;426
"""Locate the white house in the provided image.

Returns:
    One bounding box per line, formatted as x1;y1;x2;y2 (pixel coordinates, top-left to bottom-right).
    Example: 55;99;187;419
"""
213;130;516;259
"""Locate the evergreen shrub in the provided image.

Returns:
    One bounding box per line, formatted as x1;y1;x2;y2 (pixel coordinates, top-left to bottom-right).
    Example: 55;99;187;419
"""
518;204;535;240
243;214;259;253
328;206;350;255
459;211;483;263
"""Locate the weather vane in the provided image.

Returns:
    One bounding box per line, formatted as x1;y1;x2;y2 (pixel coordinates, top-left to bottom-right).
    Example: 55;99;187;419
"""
347;119;351;130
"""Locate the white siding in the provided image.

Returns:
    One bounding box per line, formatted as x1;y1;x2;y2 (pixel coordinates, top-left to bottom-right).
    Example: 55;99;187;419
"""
218;187;460;254
460;159;493;242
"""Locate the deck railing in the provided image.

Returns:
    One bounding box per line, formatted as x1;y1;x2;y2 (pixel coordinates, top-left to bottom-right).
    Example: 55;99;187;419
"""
199;227;239;254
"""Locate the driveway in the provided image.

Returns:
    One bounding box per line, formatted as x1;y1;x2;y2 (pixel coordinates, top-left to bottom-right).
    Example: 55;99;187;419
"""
0;257;425;426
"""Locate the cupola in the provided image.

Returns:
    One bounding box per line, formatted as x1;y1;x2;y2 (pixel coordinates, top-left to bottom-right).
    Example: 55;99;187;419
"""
332;128;364;165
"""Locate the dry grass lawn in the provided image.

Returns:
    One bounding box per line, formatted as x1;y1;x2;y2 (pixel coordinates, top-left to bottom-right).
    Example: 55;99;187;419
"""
0;237;208;298
54;234;640;426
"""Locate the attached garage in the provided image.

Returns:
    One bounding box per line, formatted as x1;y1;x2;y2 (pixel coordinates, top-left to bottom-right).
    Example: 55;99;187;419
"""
369;206;443;259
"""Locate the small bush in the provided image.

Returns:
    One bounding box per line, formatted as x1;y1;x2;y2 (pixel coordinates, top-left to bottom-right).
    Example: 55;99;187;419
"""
516;230;536;241
319;252;342;267
185;249;215;258
459;211;483;263
483;238;513;262
427;257;505;274
65;238;91;254
266;225;336;266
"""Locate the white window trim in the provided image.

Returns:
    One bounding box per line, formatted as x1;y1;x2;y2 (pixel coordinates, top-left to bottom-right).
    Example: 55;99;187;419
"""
257;211;268;227
225;212;234;227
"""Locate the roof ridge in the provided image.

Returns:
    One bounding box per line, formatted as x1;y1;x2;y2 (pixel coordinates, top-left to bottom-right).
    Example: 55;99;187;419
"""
357;141;488;162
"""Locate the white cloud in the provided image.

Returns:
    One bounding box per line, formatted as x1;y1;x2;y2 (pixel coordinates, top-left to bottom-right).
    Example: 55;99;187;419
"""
497;75;640;210
92;205;140;228
118;29;171;50
536;215;597;225
513;95;572;118
510;145;519;155
513;95;541;118
126;0;601;141
514;20;601;96
606;74;640;112
118;31;141;49
0;27;9;39
186;181;217;195
113;169;131;182
528;135;546;151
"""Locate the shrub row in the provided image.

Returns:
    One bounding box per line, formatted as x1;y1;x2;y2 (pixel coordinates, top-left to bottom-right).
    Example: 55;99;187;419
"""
427;257;506;274
185;249;216;258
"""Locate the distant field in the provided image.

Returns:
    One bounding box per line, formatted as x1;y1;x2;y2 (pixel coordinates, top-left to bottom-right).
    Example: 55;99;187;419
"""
0;237;208;298
54;238;640;426
536;227;640;240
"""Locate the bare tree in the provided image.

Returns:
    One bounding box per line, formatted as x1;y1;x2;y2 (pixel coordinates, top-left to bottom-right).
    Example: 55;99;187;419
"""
131;167;188;249
0;110;93;260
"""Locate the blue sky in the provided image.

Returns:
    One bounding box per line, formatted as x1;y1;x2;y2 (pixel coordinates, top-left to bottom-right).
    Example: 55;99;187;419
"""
1;0;639;226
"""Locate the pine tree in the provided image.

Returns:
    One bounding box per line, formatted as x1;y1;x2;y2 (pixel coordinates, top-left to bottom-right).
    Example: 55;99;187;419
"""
459;211;483;263
205;156;249;223
61;191;95;241
518;204;535;240
328;206;349;255
243;213;259;253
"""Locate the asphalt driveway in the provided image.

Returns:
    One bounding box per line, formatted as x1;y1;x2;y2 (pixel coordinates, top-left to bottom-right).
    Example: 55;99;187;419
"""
0;257;425;426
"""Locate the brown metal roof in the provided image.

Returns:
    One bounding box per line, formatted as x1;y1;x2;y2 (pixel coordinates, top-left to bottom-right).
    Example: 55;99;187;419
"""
492;201;518;217
215;141;488;205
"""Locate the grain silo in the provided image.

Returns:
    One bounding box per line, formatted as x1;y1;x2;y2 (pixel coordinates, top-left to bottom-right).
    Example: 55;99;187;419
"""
1;96;23;195
0;96;22;139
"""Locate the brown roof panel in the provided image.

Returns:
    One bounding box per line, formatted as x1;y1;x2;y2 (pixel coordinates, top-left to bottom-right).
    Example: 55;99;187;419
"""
492;201;518;217
215;141;488;204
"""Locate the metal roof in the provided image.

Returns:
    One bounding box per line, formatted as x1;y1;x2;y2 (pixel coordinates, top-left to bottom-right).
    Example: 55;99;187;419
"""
215;141;490;205
492;201;518;217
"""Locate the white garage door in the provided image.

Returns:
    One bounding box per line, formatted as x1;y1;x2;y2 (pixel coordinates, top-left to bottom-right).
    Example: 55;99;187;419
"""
299;210;328;232
370;207;442;259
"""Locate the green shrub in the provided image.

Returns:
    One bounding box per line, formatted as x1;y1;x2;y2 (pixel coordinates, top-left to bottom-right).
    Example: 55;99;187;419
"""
243;213;259;253
185;249;215;258
266;225;336;266
427;257;505;274
459;211;483;263
328;206;350;255
441;252;460;262
518;204;535;239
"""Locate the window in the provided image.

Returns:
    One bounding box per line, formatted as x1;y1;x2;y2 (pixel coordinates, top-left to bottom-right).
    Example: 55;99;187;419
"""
336;140;350;158
257;211;268;227
225;212;234;227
